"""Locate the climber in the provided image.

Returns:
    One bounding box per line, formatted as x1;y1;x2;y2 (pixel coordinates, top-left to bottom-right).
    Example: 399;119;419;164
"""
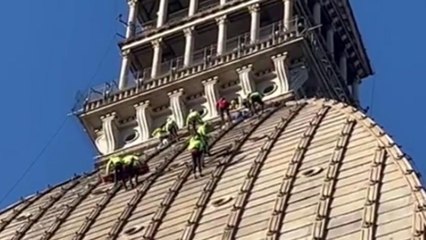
105;155;127;187
247;91;265;115
152;126;168;149
197;122;212;157
186;109;203;133
165;116;179;142
187;135;204;178
122;153;140;189
216;97;231;125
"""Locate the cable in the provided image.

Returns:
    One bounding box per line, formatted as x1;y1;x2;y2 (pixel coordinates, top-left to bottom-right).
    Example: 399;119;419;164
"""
0;12;121;206
0;117;69;206
84;34;118;89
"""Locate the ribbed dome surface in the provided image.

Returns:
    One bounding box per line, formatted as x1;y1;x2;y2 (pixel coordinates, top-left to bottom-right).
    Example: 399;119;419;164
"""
1;98;425;240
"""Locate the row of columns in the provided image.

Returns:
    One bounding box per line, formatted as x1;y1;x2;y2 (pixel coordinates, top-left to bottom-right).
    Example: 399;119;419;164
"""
103;52;292;153
118;0;295;90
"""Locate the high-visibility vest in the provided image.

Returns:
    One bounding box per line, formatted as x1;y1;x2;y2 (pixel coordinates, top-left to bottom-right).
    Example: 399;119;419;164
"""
165;119;177;130
186;112;202;125
152;128;166;138
187;137;203;151
123;155;138;166
106;156;123;174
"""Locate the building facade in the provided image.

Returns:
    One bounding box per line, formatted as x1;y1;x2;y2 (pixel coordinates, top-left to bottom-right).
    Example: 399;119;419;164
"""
1;1;425;240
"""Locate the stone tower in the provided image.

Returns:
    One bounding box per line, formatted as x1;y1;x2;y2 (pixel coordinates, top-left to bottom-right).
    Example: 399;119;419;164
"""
1;1;425;240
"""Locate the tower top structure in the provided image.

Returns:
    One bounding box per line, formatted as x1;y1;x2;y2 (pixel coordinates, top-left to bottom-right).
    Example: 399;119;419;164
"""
2;2;426;240
74;0;373;164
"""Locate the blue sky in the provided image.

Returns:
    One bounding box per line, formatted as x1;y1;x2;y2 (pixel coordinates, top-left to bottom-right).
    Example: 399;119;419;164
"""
0;0;424;209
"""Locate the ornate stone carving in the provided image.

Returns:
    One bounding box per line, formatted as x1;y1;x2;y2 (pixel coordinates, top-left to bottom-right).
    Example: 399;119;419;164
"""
236;64;255;97
168;88;186;128
100;112;118;154
271;52;290;94
134;100;152;141
202;76;219;119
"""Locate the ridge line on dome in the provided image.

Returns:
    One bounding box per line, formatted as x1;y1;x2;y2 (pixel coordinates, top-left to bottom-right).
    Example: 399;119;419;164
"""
11;176;83;240
105;117;243;240
73;133;191;240
310;117;356;239
40;176;102;240
412;202;426;239
221;104;306;240
0;172;86;233
179;101;288;240
266;103;330;239
72;183;122;240
322;100;426;225
141;114;246;240
360;146;387;240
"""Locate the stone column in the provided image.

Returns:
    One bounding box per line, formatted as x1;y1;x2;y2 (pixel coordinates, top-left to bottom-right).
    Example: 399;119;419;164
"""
283;0;293;31
202;77;220;118
100;112;118;154
157;0;168;28
352;79;360;104
237;64;255;97
151;39;163;79
184;27;195;67
216;16;227;55
168;88;186;128
339;54;347;82
313;3;321;25
271;52;290;94
118;50;131;90
126;0;138;38
249;4;260;44
188;0;198;16
327;28;335;55
134;101;152;141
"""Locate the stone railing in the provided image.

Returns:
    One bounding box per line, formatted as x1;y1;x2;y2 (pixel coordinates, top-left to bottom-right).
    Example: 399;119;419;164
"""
76;18;302;113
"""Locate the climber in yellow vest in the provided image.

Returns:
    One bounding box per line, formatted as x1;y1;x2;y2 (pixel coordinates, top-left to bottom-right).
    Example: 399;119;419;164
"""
152;126;168;149
197;122;212;156
122;153;140;188
105;155;128;187
165;116;179;142
247;91;265;115
186;109;203;133
187;135;205;178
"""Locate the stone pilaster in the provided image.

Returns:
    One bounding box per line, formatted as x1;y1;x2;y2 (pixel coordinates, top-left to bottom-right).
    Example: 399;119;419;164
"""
249;4;260;44
283;0;293;31
100;112;118;154
151;39;163;79
202;77;220;119
352;79;360;105
339;54;347;82
168;88;186;128
188;0;198;16
236;64;255;97
216;16;228;55
184;27;195;67
126;0;138;38
327;28;335;54
134;100;152;141
313;3;321;25
118;50;131;90
157;0;168;27
271;52;290;94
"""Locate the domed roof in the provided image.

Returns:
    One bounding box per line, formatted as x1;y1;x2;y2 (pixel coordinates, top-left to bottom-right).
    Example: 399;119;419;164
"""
1;98;425;240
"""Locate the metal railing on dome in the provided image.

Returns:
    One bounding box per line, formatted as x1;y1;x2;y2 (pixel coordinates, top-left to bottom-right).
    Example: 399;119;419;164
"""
72;18;302;113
